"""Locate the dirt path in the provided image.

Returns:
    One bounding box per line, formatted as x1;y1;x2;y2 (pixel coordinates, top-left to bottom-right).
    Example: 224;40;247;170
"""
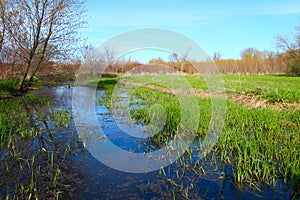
123;81;300;111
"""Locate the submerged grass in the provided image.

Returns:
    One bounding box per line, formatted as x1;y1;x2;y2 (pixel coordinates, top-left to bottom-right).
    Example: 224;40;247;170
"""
1;73;298;198
98;74;300;198
0;92;74;199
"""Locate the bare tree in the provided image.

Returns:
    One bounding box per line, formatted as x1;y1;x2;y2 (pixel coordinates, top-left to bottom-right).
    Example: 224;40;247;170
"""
103;47;116;71
168;49;190;73
2;0;86;91
81;45;107;77
240;47;261;73
212;51;222;61
0;0;6;54
276;21;300;75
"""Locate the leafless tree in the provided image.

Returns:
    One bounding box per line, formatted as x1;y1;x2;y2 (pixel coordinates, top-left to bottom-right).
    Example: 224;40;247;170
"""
2;0;87;91
276;23;300;75
212;51;222;61
168;49;190;73
0;0;6;54
81;45;107;77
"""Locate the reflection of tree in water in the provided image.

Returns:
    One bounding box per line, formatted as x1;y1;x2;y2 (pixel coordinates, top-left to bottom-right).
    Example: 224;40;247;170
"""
0;89;81;199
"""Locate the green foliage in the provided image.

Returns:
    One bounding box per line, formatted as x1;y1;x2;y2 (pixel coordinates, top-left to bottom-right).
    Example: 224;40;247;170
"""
0;93;49;142
132;87;299;190
102;74;299;103
287;56;300;75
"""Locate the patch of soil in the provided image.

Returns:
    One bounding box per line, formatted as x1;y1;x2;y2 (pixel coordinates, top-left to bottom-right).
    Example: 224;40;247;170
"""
230;93;300;111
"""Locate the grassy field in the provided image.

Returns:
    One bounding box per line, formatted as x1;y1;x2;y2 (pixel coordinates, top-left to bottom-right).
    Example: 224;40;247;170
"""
220;74;300;103
112;74;300;103
95;73;300;197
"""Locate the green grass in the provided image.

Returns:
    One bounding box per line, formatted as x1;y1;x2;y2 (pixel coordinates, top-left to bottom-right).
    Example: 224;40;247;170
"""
97;74;300;196
221;74;300;103
1;73;297;198
132;87;299;192
0;93;73;199
0;78;20;95
0;78;42;97
111;74;300;103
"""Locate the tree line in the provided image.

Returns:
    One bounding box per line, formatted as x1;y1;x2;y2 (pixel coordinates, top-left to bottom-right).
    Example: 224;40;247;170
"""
83;21;300;75
0;1;299;92
97;47;296;75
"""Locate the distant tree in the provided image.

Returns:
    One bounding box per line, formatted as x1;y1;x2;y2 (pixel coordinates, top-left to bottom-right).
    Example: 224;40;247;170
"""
167;49;190;73
212;51;222;61
81;45;106;77
240;48;258;59
276;21;300;75
260;50;276;73
2;0;87;91
240;47;262;73
103;47;116;71
149;57;165;65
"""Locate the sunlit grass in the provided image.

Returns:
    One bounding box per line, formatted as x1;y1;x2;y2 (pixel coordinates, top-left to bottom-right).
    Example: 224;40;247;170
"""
108;74;300;103
97;74;300;197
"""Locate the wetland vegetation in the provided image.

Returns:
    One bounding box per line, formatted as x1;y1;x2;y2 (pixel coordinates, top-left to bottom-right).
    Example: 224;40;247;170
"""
0;0;300;199
0;73;299;199
95;74;300;199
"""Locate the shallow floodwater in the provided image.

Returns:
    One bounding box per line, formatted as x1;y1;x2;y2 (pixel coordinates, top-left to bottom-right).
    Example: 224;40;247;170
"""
1;86;293;199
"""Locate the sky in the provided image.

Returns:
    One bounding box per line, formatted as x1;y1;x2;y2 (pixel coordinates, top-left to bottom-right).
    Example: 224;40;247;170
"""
83;0;300;62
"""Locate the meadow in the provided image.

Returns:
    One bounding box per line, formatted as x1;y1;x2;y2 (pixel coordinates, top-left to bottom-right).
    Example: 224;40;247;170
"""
110;74;300;103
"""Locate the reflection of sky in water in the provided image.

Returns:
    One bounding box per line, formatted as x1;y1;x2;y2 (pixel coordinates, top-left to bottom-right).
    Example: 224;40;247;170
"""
24;86;293;199
95;90;154;153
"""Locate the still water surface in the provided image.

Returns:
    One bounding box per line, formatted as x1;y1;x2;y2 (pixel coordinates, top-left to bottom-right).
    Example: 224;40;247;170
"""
1;86;292;199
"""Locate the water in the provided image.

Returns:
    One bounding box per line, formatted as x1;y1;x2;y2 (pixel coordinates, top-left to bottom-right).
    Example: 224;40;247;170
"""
0;86;294;199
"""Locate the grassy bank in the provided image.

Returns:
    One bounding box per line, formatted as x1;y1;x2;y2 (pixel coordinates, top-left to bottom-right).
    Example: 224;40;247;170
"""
0;78;21;97
0;73;76;98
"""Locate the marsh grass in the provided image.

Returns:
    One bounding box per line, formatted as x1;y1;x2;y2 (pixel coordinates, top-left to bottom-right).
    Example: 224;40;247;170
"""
98;74;300;198
0;92;75;199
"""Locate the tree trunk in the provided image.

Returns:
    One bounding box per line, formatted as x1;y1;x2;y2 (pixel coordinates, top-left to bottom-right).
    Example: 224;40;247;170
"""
17;61;31;91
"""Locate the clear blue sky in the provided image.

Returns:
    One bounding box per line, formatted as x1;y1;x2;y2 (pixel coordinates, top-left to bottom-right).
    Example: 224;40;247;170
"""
83;0;300;61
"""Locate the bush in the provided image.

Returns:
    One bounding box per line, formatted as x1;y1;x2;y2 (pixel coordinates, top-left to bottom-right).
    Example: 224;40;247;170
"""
0;78;20;93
